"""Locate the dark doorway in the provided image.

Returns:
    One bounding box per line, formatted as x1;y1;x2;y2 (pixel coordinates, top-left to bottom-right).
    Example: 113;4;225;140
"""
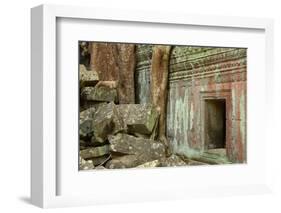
205;99;226;149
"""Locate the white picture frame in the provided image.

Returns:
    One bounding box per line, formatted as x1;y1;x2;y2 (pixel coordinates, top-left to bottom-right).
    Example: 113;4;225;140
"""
31;4;274;208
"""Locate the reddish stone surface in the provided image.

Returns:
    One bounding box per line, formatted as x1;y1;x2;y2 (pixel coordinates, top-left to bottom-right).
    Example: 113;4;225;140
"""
90;43;136;104
150;45;172;152
89;45;247;163
166;48;247;163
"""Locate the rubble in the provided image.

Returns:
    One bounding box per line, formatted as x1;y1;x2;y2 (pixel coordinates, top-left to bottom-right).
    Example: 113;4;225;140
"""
90;154;111;166
80;103;107;120
79;64;99;87
79;157;94;170
95;165;107;170
136;160;160;168
79;119;93;138
158;154;186;167
108;133;165;165
79;51;172;170
80;140;90;150
117;104;159;135
80;101;100;112
81;81;118;102
92;102;124;143
79;47;198;170
80;145;110;159
105;155;139;169
136;154;187;168
79;104;107;138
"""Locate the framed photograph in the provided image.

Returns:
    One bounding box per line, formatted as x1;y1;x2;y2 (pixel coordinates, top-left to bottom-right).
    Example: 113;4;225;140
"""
31;4;274;208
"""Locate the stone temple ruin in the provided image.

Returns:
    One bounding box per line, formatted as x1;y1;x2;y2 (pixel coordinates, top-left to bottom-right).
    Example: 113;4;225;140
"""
79;42;247;170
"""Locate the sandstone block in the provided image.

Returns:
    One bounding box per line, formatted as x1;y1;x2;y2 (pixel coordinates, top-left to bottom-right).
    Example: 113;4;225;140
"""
109;133;165;162
158;154;186;167
79;157;95;170
79;64;99;87
136;160;160;168
79;103;107;138
105;155;140;169
81;81;117;102
90;155;111;166
117;104;159;135
80;145;109;159
92;102;124;143
135;155;187;168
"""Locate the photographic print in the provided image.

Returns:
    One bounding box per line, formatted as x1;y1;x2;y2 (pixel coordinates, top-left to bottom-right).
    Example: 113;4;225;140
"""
79;42;247;170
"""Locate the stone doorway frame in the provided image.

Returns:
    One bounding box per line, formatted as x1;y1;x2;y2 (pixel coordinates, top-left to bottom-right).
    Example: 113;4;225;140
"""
200;90;232;157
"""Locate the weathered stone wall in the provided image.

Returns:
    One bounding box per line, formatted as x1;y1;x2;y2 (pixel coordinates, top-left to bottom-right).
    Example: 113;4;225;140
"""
135;45;152;104
135;46;247;163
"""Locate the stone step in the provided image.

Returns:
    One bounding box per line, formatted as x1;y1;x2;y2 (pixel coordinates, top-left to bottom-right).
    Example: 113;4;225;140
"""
191;149;231;165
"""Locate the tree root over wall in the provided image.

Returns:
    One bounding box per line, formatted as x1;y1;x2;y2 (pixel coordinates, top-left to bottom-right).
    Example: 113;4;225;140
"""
151;45;172;156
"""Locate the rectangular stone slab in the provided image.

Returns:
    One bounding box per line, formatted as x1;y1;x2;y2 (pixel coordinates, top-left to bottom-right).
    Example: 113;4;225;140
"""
92;102;125;143
135;155;187;168
81;81;117;102
80;103;107;120
80;145;109;159
79;103;107;138
79;64;99;87
79;119;93;138
117;104;159;135
89;154;111;166
108;133;165;162
105;155;140;169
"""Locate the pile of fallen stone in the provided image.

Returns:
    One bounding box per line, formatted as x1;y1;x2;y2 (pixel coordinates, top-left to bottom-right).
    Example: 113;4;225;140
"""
79;64;187;170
